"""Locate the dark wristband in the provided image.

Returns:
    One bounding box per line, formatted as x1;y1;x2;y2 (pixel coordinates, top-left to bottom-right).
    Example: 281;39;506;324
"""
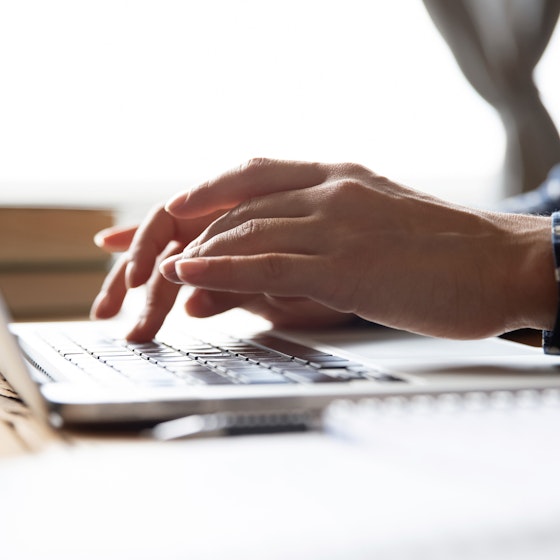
543;211;560;354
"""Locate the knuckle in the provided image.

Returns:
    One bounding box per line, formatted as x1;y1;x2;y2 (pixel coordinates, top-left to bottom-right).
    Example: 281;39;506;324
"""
240;157;272;176
260;254;287;281
237;218;265;239
341;162;368;176
320;179;364;210
227;197;262;222
329;161;369;178
334;178;361;193
182;243;201;258
239;219;257;237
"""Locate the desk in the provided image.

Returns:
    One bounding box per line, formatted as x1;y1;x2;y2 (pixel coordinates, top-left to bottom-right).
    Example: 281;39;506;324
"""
0;373;62;456
2;309;560;559
2;415;560;560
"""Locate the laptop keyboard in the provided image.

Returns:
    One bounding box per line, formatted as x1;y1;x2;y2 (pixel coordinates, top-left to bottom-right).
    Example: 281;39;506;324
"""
40;331;405;388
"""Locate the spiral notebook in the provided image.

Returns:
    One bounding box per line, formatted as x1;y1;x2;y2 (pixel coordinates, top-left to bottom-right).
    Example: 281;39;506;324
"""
328;390;560;514
318;391;560;558
324;388;560;481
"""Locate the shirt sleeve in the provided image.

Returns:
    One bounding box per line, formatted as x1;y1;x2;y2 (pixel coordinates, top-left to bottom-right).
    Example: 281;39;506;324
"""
543;211;560;354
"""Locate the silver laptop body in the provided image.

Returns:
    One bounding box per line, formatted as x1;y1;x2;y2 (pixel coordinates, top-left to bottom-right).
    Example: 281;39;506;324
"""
2;293;560;427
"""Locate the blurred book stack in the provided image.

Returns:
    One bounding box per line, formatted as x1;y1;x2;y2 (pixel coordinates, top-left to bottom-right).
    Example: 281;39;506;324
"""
0;207;114;319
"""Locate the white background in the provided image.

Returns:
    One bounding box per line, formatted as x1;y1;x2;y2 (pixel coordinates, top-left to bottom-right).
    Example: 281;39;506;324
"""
1;0;559;222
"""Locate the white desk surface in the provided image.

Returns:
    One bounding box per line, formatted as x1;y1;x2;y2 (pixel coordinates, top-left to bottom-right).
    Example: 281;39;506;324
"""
2;294;560;559
2;424;560;560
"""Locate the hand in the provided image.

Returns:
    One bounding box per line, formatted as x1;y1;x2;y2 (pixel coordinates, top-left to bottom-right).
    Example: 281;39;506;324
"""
158;158;556;339
91;201;355;342
90;206;223;341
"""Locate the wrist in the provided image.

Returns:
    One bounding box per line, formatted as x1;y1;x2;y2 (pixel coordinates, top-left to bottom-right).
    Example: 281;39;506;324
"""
494;212;556;333
543;212;560;353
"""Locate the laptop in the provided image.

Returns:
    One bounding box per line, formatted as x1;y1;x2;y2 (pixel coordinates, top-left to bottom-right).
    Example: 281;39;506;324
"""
2;290;560;428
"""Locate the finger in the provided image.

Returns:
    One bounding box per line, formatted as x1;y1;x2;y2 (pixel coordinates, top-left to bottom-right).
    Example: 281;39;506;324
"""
186;289;354;328
165;158;327;219
159;254;183;284
125;206;178;289
158;213;323;283
174;254;329;300
243;296;355;329
126;241;184;342
184;187;319;250
125;207;225;289
94;225;138;252
184;217;324;260
90;253;129;319
184;289;258;318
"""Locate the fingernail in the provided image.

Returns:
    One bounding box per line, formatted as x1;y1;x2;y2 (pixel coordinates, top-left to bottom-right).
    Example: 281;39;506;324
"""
90;291;109;319
175;258;210;281
159;255;183;284
165;190;190;214
93;231;107;248
125;261;138;289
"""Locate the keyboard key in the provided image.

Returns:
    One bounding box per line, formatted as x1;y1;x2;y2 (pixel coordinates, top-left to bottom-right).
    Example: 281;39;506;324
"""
126;342;166;351
207;359;250;371
96;353;139;364
371;373;406;382
282;368;344;384
191;352;234;361
180;370;237;385
68;354;107;368
168;363;216;374
123;367;182;385
315;368;368;380
308;357;361;369
238;374;291;384
226;366;291;384
249;335;328;359
148;355;196;364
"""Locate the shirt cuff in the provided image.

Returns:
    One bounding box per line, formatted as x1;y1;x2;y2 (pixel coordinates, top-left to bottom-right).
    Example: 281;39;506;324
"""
543;211;560;354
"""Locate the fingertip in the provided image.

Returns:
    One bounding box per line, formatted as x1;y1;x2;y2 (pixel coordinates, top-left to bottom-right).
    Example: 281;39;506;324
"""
174;258;210;282
90;291;111;320
94;225;138;251
125;316;145;342
125;260;141;289
93;230;108;248
165;190;191;216
126;317;158;343
185;289;253;318
184;289;215;317
159;255;183;283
